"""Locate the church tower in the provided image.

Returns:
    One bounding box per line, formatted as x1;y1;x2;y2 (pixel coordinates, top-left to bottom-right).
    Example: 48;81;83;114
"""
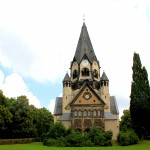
71;23;100;95
54;22;119;139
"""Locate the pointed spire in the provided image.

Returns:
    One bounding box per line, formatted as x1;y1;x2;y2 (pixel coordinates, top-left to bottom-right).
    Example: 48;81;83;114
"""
74;22;97;63
63;72;70;82
101;71;109;81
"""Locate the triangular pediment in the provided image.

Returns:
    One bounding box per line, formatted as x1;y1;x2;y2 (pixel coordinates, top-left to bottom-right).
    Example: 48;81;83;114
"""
66;82;105;109
80;54;91;64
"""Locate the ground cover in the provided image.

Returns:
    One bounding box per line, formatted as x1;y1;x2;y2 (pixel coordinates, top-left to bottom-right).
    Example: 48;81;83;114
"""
0;140;149;150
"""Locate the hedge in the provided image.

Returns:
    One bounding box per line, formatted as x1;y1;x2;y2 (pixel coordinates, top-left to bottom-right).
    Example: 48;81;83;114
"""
0;138;39;145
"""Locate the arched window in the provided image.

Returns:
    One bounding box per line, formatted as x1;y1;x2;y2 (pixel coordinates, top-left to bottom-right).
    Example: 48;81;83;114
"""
93;69;98;78
97;110;101;116
88;110;91;116
84;110;87;117
78;110;82;117
82;68;89;76
73;70;78;79
74;110;78;117
93;110;97;117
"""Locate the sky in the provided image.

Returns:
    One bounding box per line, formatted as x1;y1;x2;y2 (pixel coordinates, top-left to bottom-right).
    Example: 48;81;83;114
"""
0;0;150;118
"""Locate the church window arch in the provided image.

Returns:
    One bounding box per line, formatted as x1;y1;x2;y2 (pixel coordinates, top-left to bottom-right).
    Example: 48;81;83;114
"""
93;110;97;117
82;68;89;76
97;110;101;116
84;110;87;117
73;70;78;79
88;110;91;116
74;110;78;117
93;69;98;78
78;110;82;117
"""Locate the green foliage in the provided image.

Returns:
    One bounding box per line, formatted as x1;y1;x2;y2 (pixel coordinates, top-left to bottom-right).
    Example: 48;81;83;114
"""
43;137;66;147
0;141;150;150
117;130;139;146
0;106;12;138
30;107;54;139
44;127;112;147
0;90;6;106
120;109;133;131
130;52;150;138
0;91;54;139
88;127;112;146
0;138;35;145
7;96;37;138
47;122;67;139
104;131;113;141
66;131;84;147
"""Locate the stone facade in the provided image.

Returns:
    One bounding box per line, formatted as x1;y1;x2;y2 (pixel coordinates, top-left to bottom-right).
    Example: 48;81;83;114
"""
54;22;119;140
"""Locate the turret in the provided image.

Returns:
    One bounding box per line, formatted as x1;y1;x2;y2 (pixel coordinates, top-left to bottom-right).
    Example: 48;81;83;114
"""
100;71;110;112
62;72;72;112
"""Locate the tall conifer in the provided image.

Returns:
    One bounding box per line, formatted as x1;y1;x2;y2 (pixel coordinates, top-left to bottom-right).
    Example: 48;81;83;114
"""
130;52;150;139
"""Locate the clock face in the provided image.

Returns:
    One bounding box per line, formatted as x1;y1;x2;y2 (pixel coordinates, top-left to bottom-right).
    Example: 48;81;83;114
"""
84;92;91;100
82;59;89;66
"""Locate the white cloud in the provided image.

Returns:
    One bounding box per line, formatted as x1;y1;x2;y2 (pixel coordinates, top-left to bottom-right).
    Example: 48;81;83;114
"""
0;0;150;115
48;99;55;114
0;0;149;84
0;71;40;108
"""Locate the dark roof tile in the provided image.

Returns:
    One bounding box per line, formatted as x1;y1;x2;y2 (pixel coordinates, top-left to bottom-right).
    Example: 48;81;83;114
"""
110;96;119;115
101;72;109;81
74;23;97;63
54;97;62;115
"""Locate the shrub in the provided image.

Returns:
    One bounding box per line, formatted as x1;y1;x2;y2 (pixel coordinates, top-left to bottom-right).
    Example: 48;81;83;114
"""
88;127;112;146
43;138;56;146
46;122;67;139
117;130;139;146
44;127;113;147
66;131;84;147
104;131;113;140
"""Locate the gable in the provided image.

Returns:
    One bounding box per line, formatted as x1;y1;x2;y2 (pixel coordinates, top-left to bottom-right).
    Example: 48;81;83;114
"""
70;82;105;107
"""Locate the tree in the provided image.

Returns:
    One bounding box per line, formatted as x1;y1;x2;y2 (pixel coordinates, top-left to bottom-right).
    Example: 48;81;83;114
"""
0;105;12;138
47;122;66;139
32;107;54;139
120;109;133;131
0;90;6;106
8;96;37;138
130;52;150;139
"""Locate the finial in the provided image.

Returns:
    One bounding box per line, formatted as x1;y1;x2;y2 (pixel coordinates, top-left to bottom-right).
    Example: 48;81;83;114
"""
83;14;85;22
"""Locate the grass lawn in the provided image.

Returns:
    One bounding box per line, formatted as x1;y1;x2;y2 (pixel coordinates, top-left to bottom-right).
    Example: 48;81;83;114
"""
0;141;149;150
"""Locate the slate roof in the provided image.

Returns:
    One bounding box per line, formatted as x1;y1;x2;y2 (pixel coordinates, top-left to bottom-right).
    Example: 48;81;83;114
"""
74;22;97;63
104;112;115;119
63;72;70;82
110;96;119;115
58;113;71;121
101;72;109;81
54;97;62;115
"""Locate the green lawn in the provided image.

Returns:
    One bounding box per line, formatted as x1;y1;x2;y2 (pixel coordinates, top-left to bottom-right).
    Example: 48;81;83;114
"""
0;141;150;150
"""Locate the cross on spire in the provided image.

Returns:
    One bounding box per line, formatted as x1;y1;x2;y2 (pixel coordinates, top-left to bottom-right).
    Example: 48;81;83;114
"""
83;14;85;22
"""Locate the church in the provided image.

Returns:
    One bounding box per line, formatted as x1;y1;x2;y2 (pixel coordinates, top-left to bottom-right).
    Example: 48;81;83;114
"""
54;22;119;140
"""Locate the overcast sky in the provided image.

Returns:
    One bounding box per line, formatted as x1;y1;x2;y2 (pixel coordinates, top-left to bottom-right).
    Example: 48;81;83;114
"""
0;0;150;117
